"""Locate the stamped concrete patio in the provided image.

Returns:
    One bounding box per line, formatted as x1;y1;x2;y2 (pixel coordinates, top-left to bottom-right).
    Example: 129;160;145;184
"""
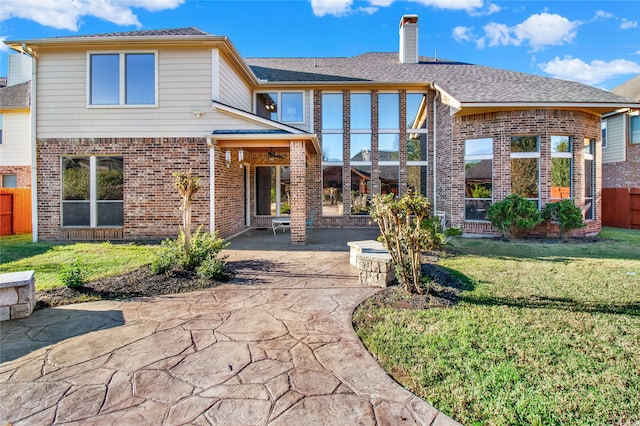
0;228;459;425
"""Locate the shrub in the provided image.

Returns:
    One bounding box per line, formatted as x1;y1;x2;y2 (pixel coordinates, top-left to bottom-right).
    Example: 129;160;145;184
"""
151;225;230;276
196;256;233;281
542;199;586;240
370;191;459;294
59;259;88;288
487;194;542;240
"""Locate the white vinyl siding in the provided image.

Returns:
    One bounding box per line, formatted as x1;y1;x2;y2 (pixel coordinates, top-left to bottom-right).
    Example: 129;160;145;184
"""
219;55;252;111
0;111;31;166
36;48;253;138
602;114;625;163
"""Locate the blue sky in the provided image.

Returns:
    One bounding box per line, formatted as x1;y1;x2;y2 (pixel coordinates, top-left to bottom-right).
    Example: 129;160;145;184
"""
1;0;639;90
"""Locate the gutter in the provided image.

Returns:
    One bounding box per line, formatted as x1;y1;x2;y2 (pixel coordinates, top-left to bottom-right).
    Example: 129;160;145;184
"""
433;89;440;213
21;44;38;242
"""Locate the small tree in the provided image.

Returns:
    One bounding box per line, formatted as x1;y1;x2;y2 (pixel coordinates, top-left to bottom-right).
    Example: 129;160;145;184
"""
174;170;201;253
487;194;542;240
542;199;586;241
370;191;458;294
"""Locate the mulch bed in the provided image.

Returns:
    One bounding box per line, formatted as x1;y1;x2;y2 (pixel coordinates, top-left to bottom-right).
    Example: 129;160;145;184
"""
35;268;228;310
363;254;469;310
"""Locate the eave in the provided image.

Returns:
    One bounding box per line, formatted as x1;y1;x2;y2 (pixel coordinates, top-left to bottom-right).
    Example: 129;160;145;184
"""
450;102;640;117
6;35;259;86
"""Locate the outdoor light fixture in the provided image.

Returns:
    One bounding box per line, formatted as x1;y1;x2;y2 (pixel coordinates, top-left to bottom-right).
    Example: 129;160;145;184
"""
238;149;244;168
225;150;231;168
192;110;204;117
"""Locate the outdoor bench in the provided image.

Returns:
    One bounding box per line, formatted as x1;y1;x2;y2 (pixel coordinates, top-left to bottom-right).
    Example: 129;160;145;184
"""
0;270;36;321
347;240;394;287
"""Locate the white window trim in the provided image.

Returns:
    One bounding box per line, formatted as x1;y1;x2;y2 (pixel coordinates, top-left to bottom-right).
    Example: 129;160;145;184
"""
86;50;159;108
464;138;494;222
254;91;305;124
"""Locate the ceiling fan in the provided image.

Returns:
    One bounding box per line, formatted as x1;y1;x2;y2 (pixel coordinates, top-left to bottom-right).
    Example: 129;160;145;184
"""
268;149;285;160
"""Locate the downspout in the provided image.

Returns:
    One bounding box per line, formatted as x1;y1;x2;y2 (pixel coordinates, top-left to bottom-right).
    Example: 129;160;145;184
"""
23;45;38;242
432;88;440;213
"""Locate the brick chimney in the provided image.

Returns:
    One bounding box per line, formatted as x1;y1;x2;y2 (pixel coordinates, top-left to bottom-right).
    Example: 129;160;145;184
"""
399;15;419;64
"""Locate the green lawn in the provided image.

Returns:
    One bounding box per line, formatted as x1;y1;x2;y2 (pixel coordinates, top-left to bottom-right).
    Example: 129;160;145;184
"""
354;227;640;425
0;234;161;290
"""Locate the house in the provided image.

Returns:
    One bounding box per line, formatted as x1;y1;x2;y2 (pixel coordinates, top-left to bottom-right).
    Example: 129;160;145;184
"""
6;15;639;243
601;75;640;228
0;54;32;188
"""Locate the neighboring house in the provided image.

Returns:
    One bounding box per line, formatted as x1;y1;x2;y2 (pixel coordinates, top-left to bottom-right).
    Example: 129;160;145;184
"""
602;75;640;228
0;54;32;188
6;16;639;243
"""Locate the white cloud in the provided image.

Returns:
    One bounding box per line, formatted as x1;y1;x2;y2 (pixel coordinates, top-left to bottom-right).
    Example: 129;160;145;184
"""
310;0;491;17
621;19;638;29
452;26;475;43
310;0;353;17
540;56;640;85
369;0;394;6
514;13;578;51
484;22;517;47
594;10;614;20
0;0;184;31
0;36;9;53
455;13;579;51
409;0;484;11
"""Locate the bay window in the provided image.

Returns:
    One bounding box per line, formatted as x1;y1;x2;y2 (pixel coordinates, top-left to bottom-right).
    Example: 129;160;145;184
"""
511;136;540;208
550;136;572;201
465;138;493;221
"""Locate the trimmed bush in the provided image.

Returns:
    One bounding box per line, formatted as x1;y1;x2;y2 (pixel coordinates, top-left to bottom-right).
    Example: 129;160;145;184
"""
487;194;542;240
542;199;586;240
370;191;461;294
151;225;230;277
196;256;233;281
59;259;88;288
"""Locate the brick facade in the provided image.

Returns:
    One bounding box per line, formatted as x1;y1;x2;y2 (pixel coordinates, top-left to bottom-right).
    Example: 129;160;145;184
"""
448;109;602;236
602;142;640;188
37;137;210;241
0;166;31;188
36;101;604;241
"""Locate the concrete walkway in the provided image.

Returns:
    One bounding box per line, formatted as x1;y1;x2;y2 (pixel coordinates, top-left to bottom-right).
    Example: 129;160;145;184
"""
1;229;458;425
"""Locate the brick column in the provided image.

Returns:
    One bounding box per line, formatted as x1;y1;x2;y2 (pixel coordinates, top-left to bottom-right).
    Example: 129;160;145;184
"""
290;141;307;244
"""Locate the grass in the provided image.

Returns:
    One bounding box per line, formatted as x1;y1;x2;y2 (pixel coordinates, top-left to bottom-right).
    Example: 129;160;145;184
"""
0;234;161;290
353;227;640;425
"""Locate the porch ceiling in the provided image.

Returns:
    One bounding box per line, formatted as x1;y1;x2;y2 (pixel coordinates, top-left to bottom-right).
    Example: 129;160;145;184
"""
207;133;320;156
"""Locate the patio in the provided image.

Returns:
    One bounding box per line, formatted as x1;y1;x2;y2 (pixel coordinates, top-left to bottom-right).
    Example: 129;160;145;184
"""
0;228;459;425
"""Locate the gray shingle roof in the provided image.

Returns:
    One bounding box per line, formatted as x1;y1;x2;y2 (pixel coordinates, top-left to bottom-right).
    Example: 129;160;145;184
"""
611;74;640;101
52;27;211;39
247;52;632;105
0;81;30;109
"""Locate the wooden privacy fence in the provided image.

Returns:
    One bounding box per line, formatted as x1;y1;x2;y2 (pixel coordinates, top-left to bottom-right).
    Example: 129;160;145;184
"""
602;188;640;230
0;188;32;236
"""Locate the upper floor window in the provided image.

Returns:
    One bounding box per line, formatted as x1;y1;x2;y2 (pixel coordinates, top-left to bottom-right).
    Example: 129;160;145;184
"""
88;52;157;107
631;114;640;144
378;93;399;130
0;113;3;144
256;92;304;123
601;120;607;148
